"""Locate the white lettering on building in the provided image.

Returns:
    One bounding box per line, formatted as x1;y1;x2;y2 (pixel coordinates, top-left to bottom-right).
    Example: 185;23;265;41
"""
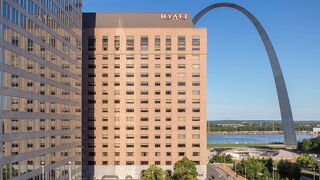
161;13;188;20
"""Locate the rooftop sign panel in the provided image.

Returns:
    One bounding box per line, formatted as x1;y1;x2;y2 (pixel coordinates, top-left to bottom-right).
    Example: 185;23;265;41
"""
83;13;194;28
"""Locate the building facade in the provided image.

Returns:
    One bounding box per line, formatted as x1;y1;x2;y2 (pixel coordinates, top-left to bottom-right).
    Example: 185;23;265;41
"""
82;13;207;179
0;0;82;179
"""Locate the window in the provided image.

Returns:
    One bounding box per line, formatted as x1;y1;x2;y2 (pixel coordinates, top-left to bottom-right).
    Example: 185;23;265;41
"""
192;82;200;86
192;117;200;121
3;2;11;20
192;73;200;77
114;36;120;51
126;35;134;51
192;56;199;62
27;39;33;52
141;36;148;51
192;99;200;104
193;108;200;112
141;55;148;60
88;36;96;51
192;35;200;51
126;55;134;60
178;64;186;69
166;36;171;51
141;64;148;69
192;90;200;95
102;36;108;51
192;64;200;69
178;36;186;51
155;36;160;51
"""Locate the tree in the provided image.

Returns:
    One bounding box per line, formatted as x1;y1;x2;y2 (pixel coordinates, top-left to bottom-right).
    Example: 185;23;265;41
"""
297;135;320;154
209;153;234;164
297;154;318;169
262;158;274;173
234;157;271;180
142;165;165;180
172;157;198;180
277;159;301;180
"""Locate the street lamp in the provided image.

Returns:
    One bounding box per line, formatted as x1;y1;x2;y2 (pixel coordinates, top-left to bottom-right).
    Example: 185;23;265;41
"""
272;166;277;180
68;161;72;180
41;161;45;180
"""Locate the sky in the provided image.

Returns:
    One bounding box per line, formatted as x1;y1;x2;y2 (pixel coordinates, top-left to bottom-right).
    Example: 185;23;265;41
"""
83;0;320;121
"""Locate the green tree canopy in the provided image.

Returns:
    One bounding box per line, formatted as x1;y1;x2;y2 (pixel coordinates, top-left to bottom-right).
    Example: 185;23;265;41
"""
297;154;318;169
297;135;320;154
235;157;271;180
209;153;234;164
142;165;165;180
172;157;199;180
277;159;301;180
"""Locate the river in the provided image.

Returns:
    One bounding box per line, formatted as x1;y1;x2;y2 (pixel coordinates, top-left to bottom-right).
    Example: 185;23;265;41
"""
207;134;316;144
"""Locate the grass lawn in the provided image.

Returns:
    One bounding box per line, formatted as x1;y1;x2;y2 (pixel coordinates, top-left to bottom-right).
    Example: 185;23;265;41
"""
207;143;287;149
301;170;320;179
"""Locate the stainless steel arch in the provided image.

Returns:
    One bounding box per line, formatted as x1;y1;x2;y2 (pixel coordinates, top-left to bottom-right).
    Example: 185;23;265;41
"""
194;3;297;145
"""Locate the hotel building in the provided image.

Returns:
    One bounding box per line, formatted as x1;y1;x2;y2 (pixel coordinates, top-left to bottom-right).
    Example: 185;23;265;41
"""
0;0;82;179
82;13;207;179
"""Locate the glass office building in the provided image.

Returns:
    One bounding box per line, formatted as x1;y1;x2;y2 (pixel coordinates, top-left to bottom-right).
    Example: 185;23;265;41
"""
0;0;82;179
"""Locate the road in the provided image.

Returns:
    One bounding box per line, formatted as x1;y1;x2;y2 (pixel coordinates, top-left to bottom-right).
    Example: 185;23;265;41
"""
207;164;234;180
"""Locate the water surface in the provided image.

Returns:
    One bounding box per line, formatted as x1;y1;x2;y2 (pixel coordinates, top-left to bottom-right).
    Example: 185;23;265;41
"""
207;134;315;144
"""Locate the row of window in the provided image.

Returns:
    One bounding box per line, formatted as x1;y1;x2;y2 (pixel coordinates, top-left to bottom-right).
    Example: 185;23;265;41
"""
2;24;81;72
2;2;80;55
87;35;201;51
87;117;201;122
87;81;201;87
87;160;201;166
88;134;201;139
87;72;201;78
88;99;201;104
87;108;201;113
88;152;200;157
85;54;201;61
87;90;201;96
88;126;200;131
87;64;201;69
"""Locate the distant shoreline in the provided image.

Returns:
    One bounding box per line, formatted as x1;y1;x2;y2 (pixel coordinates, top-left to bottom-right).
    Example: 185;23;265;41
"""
207;131;313;135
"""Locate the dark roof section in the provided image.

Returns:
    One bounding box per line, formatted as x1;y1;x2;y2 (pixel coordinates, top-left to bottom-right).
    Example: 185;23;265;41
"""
83;13;194;28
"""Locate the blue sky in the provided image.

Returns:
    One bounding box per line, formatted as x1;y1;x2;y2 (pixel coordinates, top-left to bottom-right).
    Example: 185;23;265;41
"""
83;0;320;121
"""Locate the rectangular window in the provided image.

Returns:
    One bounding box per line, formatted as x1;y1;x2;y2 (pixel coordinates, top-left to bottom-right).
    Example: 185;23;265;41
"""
102;36;108;51
192;35;200;51
166;36;171;51
178;36;186;51
114;36;120;51
155;36;160;51
126;35;134;51
141;36;148;51
27;39;33;52
88;36;96;51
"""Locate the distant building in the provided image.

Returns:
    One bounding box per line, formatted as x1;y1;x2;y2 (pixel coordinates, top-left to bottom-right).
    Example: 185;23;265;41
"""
313;128;320;134
82;12;207;179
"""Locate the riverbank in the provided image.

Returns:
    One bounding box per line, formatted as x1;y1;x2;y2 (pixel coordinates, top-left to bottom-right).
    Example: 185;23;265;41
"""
208;131;311;135
207;143;286;149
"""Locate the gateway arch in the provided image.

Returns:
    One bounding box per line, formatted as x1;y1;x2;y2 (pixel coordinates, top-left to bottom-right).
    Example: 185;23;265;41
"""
194;3;297;145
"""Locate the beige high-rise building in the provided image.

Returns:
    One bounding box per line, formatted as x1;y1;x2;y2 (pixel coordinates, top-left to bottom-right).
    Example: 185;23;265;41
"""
82;13;207;179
